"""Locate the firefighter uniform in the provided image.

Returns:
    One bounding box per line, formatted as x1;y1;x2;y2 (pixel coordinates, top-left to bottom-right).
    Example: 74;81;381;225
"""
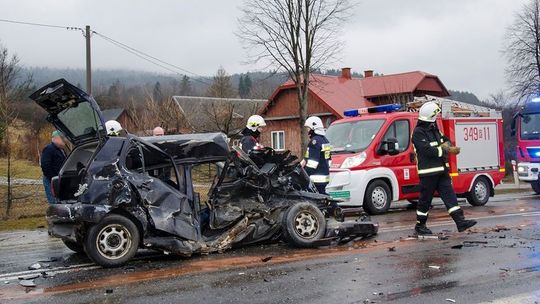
304;134;331;194
412;115;476;234
239;128;263;154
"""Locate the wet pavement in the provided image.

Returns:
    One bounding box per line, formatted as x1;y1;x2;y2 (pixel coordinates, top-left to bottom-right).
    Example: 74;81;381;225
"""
1;193;539;303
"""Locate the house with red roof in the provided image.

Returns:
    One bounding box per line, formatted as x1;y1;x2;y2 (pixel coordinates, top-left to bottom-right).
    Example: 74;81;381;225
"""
259;68;450;156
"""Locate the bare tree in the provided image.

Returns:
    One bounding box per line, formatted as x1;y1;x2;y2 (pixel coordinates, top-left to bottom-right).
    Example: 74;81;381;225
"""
207;67;236;98
0;43;31;216
505;0;540;99
127;93;186;135
203;101;260;136
238;0;351;152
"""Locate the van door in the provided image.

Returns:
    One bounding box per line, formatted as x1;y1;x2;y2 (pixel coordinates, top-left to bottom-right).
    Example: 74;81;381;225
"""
378;117;420;199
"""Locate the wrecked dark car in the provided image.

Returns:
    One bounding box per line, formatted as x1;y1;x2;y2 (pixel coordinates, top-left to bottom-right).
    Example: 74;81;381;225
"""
30;79;378;267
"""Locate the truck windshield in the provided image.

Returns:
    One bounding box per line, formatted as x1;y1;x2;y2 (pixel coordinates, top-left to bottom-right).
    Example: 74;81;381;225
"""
521;113;540;140
327;119;385;153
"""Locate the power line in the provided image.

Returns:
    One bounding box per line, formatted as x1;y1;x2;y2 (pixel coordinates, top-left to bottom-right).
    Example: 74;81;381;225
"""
0;18;82;31
0;18;211;85
92;31;211;85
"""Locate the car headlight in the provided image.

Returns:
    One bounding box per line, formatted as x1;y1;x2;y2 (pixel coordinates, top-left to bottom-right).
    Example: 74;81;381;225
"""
517;166;527;173
341;151;367;169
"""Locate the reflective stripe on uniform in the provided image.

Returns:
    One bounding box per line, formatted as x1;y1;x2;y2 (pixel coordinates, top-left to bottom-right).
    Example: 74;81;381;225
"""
310;175;330;183
430;141;438;147
416;210;429;217
417;166;445;175
448;206;461;214
306;159;319;169
437;146;443;157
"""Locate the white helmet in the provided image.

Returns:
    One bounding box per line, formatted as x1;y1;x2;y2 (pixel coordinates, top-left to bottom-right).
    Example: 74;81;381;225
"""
105;120;123;136
246;115;266;131
305;116;326;135
418;102;441;122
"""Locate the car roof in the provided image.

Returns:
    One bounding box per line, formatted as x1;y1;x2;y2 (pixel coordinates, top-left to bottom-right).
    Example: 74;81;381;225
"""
142;133;230;163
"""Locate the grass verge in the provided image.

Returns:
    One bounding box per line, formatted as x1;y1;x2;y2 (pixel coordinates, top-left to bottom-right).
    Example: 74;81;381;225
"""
0;217;47;231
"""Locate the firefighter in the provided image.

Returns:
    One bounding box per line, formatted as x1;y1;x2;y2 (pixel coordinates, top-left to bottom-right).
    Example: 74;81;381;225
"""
412;102;477;235
302;116;331;194
105;120;123;136
240;115;266;154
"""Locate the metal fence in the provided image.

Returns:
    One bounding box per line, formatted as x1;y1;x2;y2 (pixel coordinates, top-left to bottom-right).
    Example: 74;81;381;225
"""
0;178;47;220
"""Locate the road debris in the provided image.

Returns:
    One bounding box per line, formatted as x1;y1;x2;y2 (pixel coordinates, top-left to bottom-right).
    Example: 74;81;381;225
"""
238;272;245;275
28;263;42;270
38;257;59;263
18;274;40;280
388;246;396;252
428;265;441;270
261;256;273;262
19;280;36;288
451;244;463;249
105;289;114;294
446;299;456;303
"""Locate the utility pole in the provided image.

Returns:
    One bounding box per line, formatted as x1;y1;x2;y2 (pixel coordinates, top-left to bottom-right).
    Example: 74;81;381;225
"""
85;25;92;95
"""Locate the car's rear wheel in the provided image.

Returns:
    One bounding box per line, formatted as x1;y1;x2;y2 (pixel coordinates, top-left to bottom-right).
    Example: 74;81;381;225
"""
62;239;85;254
531;180;540;194
282;202;326;247
363;180;391;215
466;176;491;206
84;214;139;268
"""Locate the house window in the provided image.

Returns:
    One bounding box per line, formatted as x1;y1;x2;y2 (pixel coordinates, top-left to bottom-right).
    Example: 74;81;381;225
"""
271;131;285;151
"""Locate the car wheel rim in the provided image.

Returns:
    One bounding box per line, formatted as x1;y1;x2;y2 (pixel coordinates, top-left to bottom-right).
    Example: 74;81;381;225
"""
371;187;387;209
294;211;319;239
475;181;488;201
96;224;132;260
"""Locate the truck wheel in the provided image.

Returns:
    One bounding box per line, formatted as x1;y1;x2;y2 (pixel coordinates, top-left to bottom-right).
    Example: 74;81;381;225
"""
531;180;540;194
363;180;391;215
466;176;491;206
62;239;85;254
84;214;140;268
282;202;326;247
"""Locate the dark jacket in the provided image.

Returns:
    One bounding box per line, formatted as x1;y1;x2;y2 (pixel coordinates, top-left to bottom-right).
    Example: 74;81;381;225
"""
412;121;450;177
41;143;66;179
239;128;262;154
304;133;331;183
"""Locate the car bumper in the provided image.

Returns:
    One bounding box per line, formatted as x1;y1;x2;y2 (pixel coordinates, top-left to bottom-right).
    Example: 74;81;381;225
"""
517;162;540;182
46;203;111;241
326;169;369;206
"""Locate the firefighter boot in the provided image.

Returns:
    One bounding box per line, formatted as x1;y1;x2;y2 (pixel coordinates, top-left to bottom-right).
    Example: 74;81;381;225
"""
450;209;477;232
415;212;433;235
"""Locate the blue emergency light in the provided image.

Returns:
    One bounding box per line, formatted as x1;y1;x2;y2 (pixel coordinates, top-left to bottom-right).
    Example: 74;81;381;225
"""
343;104;402;117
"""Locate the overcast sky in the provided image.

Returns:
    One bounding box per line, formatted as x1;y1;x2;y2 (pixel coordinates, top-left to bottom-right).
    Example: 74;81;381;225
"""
0;0;529;98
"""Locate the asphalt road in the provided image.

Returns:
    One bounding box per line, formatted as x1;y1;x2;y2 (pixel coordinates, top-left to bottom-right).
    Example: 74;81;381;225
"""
1;193;539;304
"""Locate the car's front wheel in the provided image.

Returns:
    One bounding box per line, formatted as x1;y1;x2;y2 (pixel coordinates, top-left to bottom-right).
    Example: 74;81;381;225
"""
282;202;326;247
531;180;540;194
84;214;140;268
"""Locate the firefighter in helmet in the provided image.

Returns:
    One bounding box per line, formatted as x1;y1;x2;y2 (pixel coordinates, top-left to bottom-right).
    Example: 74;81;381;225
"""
240;115;266;154
412;101;477;235
105;120;123;136
302;116;331;194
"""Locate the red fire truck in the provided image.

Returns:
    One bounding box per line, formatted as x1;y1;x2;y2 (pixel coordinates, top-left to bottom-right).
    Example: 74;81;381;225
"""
325;96;506;214
513;97;540;193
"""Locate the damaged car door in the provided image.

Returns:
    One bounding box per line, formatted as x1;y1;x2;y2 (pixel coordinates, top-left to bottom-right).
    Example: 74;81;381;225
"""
124;139;200;241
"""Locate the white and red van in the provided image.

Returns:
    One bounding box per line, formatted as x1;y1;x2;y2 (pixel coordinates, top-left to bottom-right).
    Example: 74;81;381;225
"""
325;96;506;214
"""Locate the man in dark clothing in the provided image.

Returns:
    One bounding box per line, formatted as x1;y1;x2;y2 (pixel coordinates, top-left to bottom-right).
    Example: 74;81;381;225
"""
240;115;266;154
40;130;66;204
302;116;331;194
412;102;477;235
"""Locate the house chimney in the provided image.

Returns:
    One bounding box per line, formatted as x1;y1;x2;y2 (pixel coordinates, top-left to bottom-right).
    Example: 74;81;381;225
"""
364;70;374;78
341;67;352;79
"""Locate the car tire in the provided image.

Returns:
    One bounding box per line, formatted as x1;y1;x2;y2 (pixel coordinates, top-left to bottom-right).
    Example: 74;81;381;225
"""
531;180;540;194
62;239;85;254
363;180;391;215
84;214;140;268
466;176;491;206
282;202;326;248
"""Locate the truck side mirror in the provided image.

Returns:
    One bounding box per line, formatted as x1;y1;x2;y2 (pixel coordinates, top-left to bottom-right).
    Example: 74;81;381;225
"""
510;114;518;136
378;138;399;156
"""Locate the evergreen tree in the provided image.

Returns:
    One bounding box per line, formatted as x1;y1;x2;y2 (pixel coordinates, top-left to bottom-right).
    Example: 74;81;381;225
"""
238;75;246;98
244;74;252;98
153;81;163;102
179;75;192;96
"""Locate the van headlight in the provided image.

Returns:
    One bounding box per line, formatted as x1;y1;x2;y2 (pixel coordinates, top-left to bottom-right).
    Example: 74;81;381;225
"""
341;152;367;169
517;166;527;173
